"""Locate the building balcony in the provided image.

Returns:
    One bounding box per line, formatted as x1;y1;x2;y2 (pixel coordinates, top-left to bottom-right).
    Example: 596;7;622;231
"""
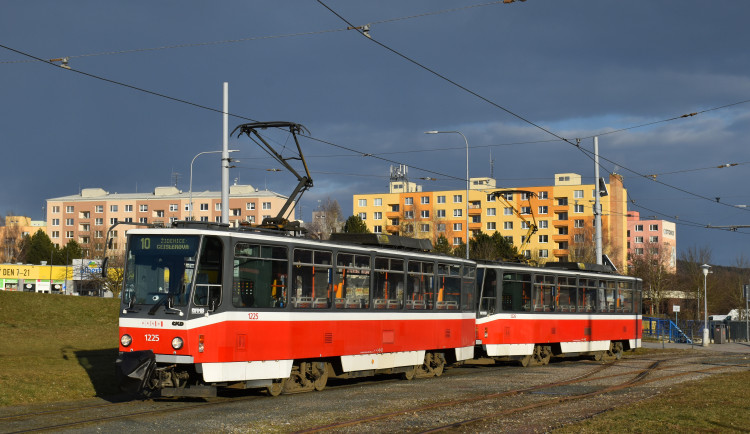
468;205;482;215
552;234;569;243
469;221;482;230
385;225;400;234
553;249;569;257
386;211;401;219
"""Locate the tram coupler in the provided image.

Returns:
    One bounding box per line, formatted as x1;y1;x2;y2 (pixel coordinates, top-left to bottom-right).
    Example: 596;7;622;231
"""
116;350;156;394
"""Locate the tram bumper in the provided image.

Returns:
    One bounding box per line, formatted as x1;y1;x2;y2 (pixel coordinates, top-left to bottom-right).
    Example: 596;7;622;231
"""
116;350;156;394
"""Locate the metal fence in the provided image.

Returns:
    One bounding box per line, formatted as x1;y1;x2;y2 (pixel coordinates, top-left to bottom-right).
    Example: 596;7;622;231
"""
643;317;749;343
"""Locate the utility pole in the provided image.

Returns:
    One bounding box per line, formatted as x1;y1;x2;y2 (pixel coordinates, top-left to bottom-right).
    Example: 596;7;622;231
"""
594;137;603;265
221;82;229;224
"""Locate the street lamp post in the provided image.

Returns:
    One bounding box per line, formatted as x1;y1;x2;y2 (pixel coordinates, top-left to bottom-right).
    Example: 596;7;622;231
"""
425;130;470;260
190;149;238;220
701;264;711;346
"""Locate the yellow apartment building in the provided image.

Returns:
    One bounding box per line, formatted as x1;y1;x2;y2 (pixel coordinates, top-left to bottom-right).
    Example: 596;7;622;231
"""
352;172;628;270
46;184;293;258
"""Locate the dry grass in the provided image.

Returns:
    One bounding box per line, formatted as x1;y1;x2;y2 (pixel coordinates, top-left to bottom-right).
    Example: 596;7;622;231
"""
0;291;120;406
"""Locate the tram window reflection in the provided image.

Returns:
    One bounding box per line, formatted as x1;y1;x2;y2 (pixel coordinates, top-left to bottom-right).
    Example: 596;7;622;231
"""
335;252;371;309
292;249;333;309
232;243;288;308
502;272;532;312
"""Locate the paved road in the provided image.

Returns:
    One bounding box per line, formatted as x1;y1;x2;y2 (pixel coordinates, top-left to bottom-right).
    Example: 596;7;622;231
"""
642;339;750;353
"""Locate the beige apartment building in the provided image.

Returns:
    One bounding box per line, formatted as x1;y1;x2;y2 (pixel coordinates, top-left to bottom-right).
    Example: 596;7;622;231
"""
352;171;629;270
46;185;293;257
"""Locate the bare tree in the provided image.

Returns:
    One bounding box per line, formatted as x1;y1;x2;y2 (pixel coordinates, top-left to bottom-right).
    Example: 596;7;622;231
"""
0;215;23;263
568;223;616;264
629;241;676;316
677;245;713;322
308;198;342;240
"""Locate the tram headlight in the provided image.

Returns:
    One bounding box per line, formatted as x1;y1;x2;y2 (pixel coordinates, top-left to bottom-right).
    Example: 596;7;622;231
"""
120;334;132;347
171;337;184;350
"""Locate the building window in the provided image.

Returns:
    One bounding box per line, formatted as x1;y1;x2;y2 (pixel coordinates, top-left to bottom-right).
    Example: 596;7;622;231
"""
79;211;90;219
487;208;496;216
558;226;568;235
66;206;74;213
574;234;584;242
94;205;103;213
437;223;446;232
574;219;584;228
200;203;209;211
538;206;548;214
200;216;209;222
520;192;530;201
556;197;568;206
574;190;584;199
215;203;222;211
52;219;60;226
246;215;256;224
421;196;429;204
635;236;644;243
501;193;513;201
504;207;513;216
374;198;382;206
649;224;659;231
437;195;446;204
539;220;548;229
539;249;549;258
437;209;446;218
52;206;60;213
521;221;530;230
139;205;148;212
487;222;496;230
453;209;462;217
405;197;413;205
110;205;118;212
169;204;179;212
486;194;496;202
538;191;548;200
649;236;659;243
520;206;531;215
539;235;548;243
452;237;462;246
80;223;90;232
51;231;59;238
453;223;462;231
504;221;513;230
404;211;414;219
557;212;568;221
358;212;367;220
574;204;584;213
110;218;118;225
504;236;513;244
262;202;272;210
65;231;74;239
155;210;165;218
358;199;367;207
215;216;222;222
65;218;74;226
420;224;430;232
453;195;462;203
139;217;148;224
634;248;644;255
374;212;382;220
373;225;382;233
125;205;133;212
231;209;241;216
635;224;643;231
420;210;430;218
169;217;178;224
244;202;255;211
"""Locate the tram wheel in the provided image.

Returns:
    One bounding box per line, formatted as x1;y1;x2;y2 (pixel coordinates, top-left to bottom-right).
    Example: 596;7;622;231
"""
401;365;417;381
531;345;551;366
432;353;446;377
312;362;329;391
613;342;624;360
266;379;286;397
518;354;532;367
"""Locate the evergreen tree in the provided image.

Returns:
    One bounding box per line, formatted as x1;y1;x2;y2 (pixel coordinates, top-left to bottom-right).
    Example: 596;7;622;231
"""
433;234;453;255
24;230;56;265
343;215;370;233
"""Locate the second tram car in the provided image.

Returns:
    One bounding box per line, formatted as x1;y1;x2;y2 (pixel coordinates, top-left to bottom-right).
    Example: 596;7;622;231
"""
475;262;642;365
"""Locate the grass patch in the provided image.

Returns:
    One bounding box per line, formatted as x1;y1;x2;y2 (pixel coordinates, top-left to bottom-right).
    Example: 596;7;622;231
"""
0;291;120;406
556;369;750;433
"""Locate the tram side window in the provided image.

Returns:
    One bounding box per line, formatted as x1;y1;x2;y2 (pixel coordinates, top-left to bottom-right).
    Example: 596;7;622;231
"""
618;281;633;313
533;274;555;312
372;256;404;310
437;263;461;310
479;268;497;316
635;281;643;313
193;236;223;310
599;280;616;312
462;265;476;311
557;276;577;312
406;260;434;310
292;249;333;309
577;278;597;312
502;272;532;312
232;243;288;309
335;253;370;309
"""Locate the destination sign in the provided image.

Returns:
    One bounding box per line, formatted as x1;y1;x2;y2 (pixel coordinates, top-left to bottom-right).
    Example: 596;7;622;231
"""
130;235;200;256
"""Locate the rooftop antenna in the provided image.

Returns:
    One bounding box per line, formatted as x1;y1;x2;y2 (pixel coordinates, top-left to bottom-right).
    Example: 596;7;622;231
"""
490;149;495;179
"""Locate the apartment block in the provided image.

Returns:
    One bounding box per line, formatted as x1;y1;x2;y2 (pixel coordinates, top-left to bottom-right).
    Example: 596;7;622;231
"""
353;172;628;270
46;185;293;257
627;211;677;272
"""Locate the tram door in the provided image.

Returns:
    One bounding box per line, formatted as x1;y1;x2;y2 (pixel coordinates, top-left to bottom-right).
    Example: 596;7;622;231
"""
478;268;498;317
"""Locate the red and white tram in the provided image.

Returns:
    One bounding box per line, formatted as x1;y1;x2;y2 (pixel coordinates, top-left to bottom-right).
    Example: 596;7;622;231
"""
475;261;642;366
116;223;477;396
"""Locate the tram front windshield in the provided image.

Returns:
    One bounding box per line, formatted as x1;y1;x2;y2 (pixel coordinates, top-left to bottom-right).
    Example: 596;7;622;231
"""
123;235;200;306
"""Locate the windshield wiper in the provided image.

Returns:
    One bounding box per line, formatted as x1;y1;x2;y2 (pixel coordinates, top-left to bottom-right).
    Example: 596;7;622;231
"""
148;293;184;316
124;294;139;313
